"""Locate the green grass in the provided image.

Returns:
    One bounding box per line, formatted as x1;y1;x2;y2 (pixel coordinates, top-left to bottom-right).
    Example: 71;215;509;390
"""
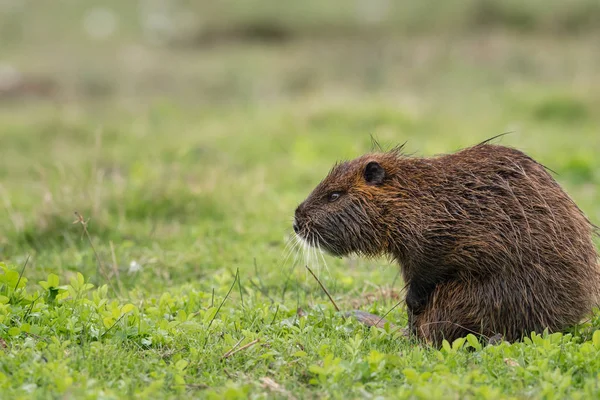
1;1;600;399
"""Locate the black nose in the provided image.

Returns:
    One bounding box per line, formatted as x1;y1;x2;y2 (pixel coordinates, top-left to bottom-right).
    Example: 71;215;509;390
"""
293;220;299;233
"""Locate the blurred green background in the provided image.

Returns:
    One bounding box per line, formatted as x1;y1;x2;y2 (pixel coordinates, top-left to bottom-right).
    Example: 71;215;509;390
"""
1;0;599;288
1;1;600;398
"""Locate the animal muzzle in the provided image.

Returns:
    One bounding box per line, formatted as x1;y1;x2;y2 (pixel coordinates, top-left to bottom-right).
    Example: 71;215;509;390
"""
293;203;306;234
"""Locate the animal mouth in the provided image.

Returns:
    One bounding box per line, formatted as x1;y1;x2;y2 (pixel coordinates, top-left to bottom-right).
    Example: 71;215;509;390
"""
295;228;345;258
294;229;316;249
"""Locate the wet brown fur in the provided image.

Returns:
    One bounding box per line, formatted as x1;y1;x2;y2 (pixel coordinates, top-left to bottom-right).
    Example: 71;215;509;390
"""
294;143;600;346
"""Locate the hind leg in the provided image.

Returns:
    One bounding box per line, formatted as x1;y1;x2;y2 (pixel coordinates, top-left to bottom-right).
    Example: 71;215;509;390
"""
412;272;588;347
412;281;479;347
405;279;437;335
412;278;516;347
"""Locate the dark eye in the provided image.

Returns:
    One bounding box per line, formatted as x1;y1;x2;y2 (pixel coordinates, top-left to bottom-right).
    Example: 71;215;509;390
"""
328;191;342;202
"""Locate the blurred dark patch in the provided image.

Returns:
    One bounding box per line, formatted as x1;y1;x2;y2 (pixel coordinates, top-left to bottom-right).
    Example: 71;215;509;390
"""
0;76;58;101
544;2;600;34
170;1;600;50
174;21;387;48
189;22;292;47
532;96;589;123
469;0;600;33
469;1;536;32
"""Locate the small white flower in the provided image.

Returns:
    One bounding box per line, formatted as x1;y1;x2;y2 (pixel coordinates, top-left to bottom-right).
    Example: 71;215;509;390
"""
21;383;37;393
89;326;100;339
128;260;142;274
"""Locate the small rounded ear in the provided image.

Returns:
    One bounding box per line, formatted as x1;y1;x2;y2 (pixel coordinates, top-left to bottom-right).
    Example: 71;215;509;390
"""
364;161;385;185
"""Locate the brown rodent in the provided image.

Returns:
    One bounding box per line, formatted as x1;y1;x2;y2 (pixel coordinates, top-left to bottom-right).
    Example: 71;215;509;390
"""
293;142;600;346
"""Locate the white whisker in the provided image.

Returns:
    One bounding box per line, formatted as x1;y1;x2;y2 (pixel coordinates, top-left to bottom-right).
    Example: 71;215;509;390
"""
310;236;319;276
317;241;331;276
280;234;299;269
313;230;332;276
291;235;302;268
281;234;303;283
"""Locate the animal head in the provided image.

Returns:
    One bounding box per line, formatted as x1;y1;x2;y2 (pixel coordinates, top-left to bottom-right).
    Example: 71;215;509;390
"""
293;151;403;257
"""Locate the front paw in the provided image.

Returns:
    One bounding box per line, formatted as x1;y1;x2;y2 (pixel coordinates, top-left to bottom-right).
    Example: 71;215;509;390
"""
406;289;428;314
405;295;424;336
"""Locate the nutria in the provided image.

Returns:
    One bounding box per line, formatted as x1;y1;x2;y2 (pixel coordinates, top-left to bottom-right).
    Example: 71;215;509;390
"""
293;142;600;346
